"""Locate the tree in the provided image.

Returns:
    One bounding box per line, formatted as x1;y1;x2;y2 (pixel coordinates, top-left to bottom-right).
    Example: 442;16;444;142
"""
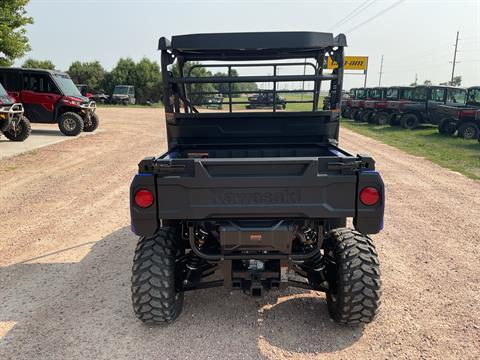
67;61;106;90
423;80;432;86
22;58;55;70
134;57;162;103
0;0;33;66
451;76;462;87
172;62;216;105
108;57;137;93
212;69;258;97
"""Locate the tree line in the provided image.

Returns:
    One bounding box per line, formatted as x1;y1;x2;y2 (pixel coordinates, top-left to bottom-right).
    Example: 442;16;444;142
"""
20;58;258;104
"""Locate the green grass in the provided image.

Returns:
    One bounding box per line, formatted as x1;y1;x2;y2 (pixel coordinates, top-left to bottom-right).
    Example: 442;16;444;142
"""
341;120;480;181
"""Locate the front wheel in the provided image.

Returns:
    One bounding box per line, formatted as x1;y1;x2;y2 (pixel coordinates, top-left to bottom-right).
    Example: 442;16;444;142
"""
400;113;419;129
438;118;457;135
83;113;99;132
353;110;363;122
58;112;84;136
458;122;479;139
374;112;390;125
3;116;32;142
325;228;381;325
131;227;184;324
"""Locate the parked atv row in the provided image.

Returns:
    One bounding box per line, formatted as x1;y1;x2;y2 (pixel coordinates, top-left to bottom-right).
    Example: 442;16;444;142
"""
0;67;100;141
341;85;480;139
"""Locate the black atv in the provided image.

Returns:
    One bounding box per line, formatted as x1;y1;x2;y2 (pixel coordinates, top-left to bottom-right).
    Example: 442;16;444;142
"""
129;32;383;326
0;82;31;142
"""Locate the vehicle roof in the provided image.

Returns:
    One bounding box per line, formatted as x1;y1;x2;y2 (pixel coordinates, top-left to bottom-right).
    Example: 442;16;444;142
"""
467;86;480;90
0;67;68;76
414;85;466;90
160;32;346;50
114;85;133;87
158;32;347;60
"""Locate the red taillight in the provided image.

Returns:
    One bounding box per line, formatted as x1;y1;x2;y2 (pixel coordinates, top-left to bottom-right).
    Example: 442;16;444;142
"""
134;189;154;208
360;187;380;206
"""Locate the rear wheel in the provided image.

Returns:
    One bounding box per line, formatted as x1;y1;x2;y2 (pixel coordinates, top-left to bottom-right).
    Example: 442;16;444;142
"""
400;113;419;129
3;116;31;142
353;110;363;122
374;112;390;125
83;113;99;132
341;107;351;119
438;118;457;135
325;228;381;325
131;227;184;324
363;110;373;123
458;122;479;139
58;112;84;136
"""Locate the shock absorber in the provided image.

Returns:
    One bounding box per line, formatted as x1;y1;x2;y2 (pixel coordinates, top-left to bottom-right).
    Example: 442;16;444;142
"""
183;228;210;287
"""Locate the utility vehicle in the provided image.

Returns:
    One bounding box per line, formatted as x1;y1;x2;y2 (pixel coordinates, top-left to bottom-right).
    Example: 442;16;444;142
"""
383;86;414;125
340;88;357;119
0;82;30;141
111;85;136;105
350;87;370;121
362;87;388;123
0;68;99;135
246;91;287;109
76;84;110;104
129;32;383;325
434;86;480;138
205;93;224;110
398;85;467;130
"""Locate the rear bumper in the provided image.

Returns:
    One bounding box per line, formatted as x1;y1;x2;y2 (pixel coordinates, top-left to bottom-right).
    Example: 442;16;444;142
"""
130;156;385;236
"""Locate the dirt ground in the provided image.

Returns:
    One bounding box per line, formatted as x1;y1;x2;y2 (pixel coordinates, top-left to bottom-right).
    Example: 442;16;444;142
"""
0;108;479;359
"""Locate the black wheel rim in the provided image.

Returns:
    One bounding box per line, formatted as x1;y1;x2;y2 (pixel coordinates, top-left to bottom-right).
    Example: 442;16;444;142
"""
463;127;475;139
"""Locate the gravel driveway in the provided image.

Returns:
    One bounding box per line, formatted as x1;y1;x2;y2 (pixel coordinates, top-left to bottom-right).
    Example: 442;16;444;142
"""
0;108;478;359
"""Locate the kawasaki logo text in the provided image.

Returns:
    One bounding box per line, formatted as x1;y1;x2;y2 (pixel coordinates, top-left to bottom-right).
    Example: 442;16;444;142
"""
213;189;301;205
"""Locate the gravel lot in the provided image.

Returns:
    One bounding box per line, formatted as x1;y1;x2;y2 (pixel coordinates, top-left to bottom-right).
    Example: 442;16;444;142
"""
0;108;479;359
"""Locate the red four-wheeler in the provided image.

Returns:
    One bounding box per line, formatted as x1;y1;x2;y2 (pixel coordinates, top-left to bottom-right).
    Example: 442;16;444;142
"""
0;68;100;136
398;85;467;130
434;86;480;138
0;82;31;141
362;87;388;123
350;87;370;121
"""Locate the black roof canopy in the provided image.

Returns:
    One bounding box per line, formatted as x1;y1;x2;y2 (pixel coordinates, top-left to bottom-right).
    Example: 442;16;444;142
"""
159;32;347;61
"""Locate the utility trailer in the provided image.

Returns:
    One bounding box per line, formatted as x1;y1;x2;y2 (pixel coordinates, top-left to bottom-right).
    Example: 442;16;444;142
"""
129;32;383;325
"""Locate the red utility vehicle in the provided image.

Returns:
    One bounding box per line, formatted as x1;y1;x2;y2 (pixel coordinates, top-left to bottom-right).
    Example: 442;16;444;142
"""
0;68;99;136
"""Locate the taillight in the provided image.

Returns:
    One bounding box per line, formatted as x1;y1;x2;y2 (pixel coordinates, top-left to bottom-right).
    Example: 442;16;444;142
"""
134;189;154;208
360;187;380;206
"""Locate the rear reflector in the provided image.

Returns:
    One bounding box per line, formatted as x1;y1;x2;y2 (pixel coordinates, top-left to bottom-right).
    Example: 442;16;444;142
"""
359;187;380;206
134;189;154;208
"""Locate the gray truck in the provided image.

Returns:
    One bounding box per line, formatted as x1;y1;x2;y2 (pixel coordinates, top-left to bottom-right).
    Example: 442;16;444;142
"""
129;32;384;325
111;85;136;105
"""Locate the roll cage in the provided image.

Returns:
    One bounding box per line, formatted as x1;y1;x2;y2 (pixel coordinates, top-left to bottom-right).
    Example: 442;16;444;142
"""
158;32;347;115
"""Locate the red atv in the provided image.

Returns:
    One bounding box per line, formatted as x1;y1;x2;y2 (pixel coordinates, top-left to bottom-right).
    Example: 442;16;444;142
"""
0;82;30;141
0;68;99;136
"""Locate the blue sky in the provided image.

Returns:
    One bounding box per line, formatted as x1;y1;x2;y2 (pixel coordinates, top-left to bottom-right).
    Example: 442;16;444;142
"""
19;0;480;88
